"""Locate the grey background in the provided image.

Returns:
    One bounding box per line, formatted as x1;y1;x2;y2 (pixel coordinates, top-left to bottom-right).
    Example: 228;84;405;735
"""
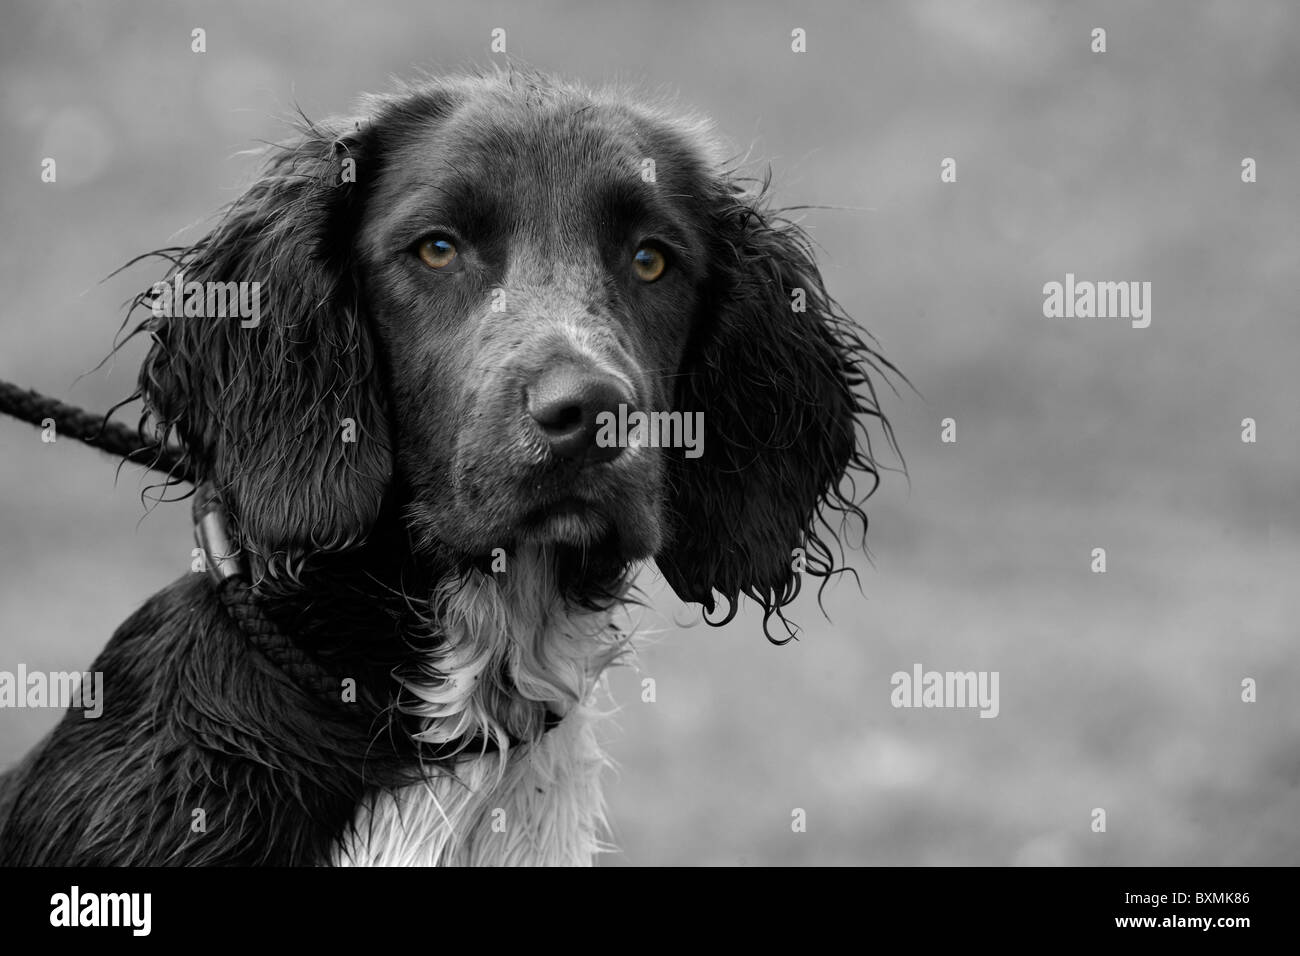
1;0;1297;865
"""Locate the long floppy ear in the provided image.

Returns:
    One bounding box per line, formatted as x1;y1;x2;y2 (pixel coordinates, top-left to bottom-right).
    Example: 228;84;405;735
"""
136;116;391;576
655;179;899;639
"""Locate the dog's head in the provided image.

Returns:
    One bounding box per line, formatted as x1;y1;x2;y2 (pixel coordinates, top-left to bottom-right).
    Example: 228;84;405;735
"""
138;72;898;634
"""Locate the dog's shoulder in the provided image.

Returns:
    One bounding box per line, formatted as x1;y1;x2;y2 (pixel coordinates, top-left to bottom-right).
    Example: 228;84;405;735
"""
0;574;390;865
0;575;209;863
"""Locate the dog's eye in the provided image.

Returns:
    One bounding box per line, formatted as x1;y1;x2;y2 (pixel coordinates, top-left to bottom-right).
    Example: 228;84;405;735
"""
416;235;459;270
632;245;667;283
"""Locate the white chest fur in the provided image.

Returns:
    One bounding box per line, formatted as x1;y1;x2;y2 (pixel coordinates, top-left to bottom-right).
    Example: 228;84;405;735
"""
334;702;610;866
332;547;629;867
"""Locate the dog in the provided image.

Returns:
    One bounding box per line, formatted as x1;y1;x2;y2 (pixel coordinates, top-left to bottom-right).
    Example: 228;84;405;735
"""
0;70;897;865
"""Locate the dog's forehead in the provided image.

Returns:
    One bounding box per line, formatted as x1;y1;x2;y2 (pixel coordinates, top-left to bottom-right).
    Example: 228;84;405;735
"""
375;92;708;210
447;96;648;165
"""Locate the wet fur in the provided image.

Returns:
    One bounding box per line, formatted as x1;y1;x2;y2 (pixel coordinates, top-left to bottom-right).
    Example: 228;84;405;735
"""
0;69;898;865
339;545;621;865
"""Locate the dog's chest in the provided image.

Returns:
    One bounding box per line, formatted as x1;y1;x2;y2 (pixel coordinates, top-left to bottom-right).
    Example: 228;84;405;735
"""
333;550;624;866
333;706;608;866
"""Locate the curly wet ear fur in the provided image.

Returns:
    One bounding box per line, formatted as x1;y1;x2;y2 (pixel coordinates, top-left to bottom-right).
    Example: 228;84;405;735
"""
135;117;392;576
655;177;900;640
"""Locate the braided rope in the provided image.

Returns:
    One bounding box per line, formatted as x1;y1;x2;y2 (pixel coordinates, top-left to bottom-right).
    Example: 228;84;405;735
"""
212;575;344;703
215;575;539;760
0;381;193;483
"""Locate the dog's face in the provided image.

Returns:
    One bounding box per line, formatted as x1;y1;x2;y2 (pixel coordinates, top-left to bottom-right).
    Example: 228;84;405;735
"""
357;92;708;562
140;73;895;633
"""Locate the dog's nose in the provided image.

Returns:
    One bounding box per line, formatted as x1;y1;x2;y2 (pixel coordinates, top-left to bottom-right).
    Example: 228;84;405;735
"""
527;365;634;462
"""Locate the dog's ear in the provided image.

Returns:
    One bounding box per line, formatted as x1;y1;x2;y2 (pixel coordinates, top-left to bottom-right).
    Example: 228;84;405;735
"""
138;117;391;575
655;181;899;638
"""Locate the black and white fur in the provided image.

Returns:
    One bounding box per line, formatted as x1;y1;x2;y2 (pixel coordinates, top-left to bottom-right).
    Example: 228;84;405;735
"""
0;70;898;866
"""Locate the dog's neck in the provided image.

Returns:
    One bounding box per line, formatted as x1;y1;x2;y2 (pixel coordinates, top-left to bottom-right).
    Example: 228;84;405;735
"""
246;503;636;733
335;543;630;866
240;512;633;864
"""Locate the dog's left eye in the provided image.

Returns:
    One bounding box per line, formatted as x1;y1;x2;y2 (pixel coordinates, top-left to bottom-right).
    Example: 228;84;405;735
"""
415;235;460;271
632;245;667;283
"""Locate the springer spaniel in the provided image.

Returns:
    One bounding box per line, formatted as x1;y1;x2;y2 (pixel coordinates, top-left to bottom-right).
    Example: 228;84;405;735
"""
0;70;897;866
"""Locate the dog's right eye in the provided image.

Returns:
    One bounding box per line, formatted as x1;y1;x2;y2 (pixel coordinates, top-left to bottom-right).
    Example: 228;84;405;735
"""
415;235;460;271
632;244;668;283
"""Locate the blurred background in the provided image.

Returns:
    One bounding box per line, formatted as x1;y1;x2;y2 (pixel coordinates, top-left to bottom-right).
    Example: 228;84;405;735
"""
1;0;1297;865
